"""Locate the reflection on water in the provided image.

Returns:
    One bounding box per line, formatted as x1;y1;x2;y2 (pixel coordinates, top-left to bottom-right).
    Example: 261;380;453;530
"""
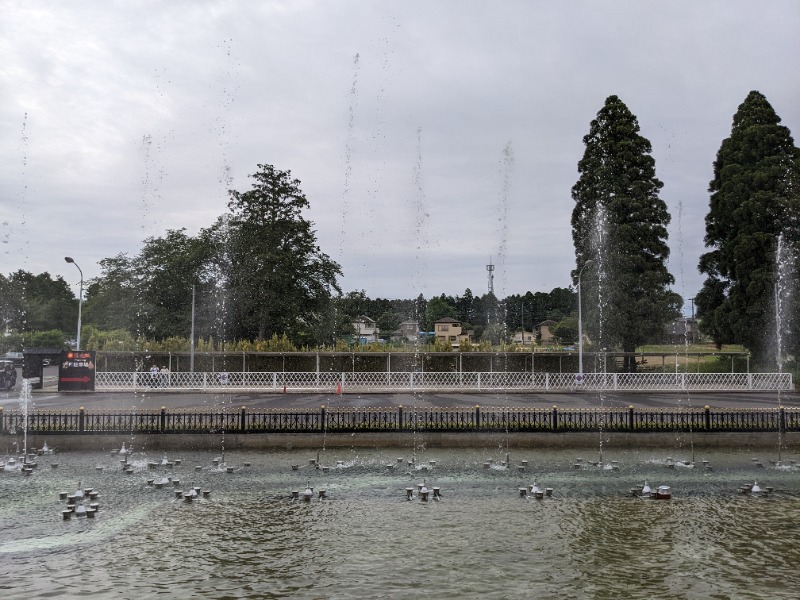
1;447;800;599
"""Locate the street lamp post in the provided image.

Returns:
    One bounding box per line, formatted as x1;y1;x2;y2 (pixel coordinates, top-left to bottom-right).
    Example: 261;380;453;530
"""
64;257;83;350
577;259;595;382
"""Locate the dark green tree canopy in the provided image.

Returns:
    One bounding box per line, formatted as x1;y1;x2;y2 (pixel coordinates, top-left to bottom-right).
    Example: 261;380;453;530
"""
2;270;76;334
82;164;342;347
571;95;680;368
225;164;342;343
425;296;457;330
697;91;800;365
84;231;215;340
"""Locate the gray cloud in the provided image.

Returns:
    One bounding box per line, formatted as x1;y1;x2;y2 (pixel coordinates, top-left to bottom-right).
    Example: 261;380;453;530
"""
2;1;798;311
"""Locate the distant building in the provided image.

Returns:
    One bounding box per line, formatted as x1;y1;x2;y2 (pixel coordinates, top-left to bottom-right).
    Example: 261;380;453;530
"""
664;317;698;344
511;330;536;345
537;320;557;345
434;317;473;348
392;320;420;343
352;315;380;344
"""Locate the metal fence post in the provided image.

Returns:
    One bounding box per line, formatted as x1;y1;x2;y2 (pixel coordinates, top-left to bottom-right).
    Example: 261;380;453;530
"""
0;406;3;433
398;405;403;431
240;406;246;432
628;405;635;430
160;406;166;433
320;405;326;432
79;406;85;433
704;405;711;431
551;406;558;430
475;405;481;430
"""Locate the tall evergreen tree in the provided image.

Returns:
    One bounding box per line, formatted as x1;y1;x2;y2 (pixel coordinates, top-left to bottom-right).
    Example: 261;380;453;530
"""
697;91;800;366
455;288;476;326
225;164;342;343
571;95;680;371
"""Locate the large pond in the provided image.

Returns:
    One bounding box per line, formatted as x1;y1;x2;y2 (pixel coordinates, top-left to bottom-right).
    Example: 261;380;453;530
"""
2;443;800;599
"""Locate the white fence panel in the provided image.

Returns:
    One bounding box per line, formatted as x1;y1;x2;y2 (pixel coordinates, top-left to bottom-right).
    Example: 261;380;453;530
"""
94;371;793;393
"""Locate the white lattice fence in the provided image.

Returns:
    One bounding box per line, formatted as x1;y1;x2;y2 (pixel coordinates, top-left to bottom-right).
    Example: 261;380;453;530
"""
94;371;793;392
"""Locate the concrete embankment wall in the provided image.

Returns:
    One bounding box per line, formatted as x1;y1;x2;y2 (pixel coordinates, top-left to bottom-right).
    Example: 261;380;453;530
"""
15;431;800;452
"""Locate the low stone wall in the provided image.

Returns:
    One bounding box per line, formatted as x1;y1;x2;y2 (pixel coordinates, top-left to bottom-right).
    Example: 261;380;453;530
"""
16;431;800;452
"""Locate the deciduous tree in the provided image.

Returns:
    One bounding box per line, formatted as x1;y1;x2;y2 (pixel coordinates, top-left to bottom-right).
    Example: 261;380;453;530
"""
225;164;342;343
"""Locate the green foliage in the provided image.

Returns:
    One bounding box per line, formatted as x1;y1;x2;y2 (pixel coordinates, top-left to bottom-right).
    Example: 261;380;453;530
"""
2;270;77;333
26;330;69;348
82;163;342;348
83;326;139;351
425;296;457;329
697;91;800;367
216;334;298;352
0;273;21;334
431;338;453;352
457;338;476;352
83;229;217;341
82;254;138;332
138;229;215;339
0;330;69;353
252;334;298;352
376;311;404;338
571;95;680;369
481;322;506;345
226;164;342;343
505;289;577;337
552;316;578;345
356;341;391;352
0;332;23;354
336;290;371;318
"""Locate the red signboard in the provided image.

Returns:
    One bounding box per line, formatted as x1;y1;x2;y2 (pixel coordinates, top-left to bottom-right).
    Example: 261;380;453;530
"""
58;350;96;392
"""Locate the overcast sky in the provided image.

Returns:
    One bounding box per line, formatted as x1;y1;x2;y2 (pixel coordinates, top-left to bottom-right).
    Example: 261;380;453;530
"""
2;1;799;312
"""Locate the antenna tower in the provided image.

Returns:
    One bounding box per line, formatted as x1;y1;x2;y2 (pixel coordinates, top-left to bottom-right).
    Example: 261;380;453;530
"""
486;258;495;295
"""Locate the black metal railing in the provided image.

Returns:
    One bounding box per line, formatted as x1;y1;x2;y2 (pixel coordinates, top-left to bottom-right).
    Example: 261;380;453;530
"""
1;406;798;435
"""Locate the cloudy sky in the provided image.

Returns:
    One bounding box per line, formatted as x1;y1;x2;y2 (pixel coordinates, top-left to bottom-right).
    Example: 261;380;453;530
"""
2;1;799;311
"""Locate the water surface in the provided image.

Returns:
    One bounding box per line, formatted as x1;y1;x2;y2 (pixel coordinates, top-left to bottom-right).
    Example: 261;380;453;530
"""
1;446;799;599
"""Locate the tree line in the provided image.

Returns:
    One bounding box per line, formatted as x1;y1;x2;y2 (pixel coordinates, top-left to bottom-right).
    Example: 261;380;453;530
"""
571;91;798;370
2;91;797;370
0;266;577;352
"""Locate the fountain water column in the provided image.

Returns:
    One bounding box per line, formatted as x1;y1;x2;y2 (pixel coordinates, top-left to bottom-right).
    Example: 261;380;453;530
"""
773;233;795;463
590;204;609;465
19;378;32;461
577;260;595;384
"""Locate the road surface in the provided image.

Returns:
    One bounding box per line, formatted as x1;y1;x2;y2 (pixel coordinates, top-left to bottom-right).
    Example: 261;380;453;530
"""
1;368;796;412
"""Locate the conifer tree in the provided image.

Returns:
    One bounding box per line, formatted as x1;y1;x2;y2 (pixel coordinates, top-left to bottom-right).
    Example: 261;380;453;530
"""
697;91;800;366
571;95;680;371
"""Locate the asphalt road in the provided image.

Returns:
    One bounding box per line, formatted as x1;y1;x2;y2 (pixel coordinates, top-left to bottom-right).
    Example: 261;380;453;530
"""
2;386;797;413
2;365;797;411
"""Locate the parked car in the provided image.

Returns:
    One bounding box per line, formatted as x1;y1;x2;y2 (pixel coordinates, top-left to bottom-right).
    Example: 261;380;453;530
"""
2;352;23;367
1;360;17;390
